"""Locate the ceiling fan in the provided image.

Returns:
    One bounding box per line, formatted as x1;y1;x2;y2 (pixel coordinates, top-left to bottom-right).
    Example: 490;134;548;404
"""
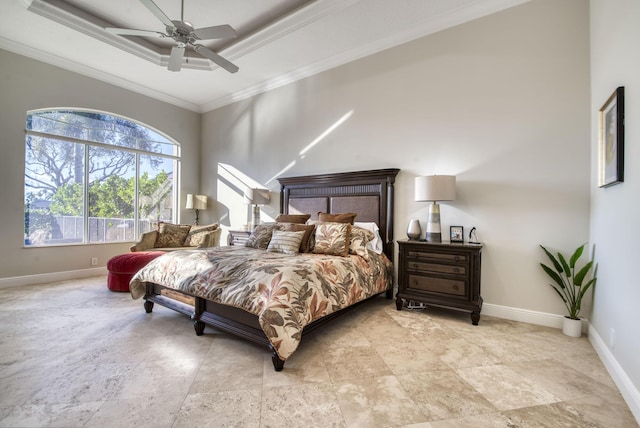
105;0;238;73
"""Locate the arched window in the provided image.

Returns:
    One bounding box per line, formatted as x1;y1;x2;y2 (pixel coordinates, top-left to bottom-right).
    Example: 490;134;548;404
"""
24;109;180;246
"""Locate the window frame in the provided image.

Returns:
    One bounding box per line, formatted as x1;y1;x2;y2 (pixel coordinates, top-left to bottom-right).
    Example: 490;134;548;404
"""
24;108;181;247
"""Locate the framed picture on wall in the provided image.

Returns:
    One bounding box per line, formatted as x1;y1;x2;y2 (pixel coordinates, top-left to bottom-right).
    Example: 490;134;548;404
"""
598;86;625;187
450;226;464;243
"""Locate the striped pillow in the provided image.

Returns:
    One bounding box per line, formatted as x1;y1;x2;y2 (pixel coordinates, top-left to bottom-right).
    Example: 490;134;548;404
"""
267;230;305;255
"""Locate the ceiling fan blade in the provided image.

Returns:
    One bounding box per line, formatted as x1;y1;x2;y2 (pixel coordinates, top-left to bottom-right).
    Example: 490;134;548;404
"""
167;46;185;72
193;45;238;73
192;24;237;40
139;0;175;28
105;27;165;38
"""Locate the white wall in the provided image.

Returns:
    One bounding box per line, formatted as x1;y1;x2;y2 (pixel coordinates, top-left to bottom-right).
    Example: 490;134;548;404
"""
589;0;640;417
0;49;201;280
202;0;591;317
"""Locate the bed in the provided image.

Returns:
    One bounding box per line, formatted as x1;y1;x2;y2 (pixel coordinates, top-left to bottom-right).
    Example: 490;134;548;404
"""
130;168;400;371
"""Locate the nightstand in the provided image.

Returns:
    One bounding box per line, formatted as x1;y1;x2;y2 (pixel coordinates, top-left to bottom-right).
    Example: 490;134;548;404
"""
396;240;483;325
227;229;251;246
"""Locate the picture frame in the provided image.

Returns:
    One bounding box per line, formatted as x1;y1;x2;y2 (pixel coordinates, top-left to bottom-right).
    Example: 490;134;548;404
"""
598;87;625;187
450;226;464;243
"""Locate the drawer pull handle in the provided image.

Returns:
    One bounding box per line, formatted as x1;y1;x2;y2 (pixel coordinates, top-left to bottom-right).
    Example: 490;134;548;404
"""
453;268;460;273
454;256;461;262
412;280;418;286
412;263;418;269
453;285;459;291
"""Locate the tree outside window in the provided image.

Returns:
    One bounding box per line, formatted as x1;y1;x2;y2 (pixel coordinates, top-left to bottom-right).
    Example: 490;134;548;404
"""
24;109;179;246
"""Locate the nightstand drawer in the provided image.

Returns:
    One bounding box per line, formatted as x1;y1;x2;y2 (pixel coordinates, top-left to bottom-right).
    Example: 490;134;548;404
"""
408;251;467;264
407;261;466;275
408;275;466;296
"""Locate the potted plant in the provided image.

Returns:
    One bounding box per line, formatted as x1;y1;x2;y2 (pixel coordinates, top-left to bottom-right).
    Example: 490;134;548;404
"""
539;244;597;337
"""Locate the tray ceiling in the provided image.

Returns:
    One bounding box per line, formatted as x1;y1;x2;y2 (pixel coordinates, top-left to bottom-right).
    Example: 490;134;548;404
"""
0;0;530;112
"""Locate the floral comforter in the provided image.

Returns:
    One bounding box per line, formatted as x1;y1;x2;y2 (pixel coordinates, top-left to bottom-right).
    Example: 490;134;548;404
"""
130;246;392;360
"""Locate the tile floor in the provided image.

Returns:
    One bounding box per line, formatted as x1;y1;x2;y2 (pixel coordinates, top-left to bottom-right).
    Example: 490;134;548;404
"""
0;276;636;427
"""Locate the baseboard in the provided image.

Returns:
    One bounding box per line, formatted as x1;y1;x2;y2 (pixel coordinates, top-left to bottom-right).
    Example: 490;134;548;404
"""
0;267;107;289
589;324;640;423
482;303;588;333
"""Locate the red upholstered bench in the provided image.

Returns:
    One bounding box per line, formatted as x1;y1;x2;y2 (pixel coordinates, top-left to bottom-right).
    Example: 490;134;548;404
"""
107;251;165;292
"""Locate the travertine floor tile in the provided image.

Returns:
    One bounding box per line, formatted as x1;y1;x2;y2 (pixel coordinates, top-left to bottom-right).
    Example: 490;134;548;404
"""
334;375;426;427
507;358;617;401
174;390;261;428
397;369;496;421
567;393;639;428
189;335;264;393
456;364;559;411
85;397;183;428
261;382;344;427
502;401;602;427
323;346;392;381
0;276;636;428
0;401;103;428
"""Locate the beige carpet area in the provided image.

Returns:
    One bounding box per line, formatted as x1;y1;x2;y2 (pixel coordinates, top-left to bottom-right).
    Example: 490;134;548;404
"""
0;276;636;427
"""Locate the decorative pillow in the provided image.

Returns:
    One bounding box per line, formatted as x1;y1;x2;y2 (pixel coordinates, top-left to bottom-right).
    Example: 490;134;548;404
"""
155;222;191;248
312;222;351;256
349;226;375;260
275;214;311;224
245;223;277;249
318;212;357;224
183;223;219;247
267;230;306;255
276;223;315;253
354;221;383;254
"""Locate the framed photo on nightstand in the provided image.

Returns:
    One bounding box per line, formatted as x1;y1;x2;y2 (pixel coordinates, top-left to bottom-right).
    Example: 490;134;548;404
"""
450;226;464;243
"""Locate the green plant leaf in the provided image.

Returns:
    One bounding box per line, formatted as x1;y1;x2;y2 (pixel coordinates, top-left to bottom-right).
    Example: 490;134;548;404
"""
540;263;566;289
569;244;585;269
577;277;597;303
549;284;568;303
540;245;563;274
573;261;593;287
558;252;571;279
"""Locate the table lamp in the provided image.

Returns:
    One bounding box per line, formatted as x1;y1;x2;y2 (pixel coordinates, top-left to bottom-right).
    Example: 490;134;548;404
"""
185;194;207;225
244;188;270;229
414;175;456;242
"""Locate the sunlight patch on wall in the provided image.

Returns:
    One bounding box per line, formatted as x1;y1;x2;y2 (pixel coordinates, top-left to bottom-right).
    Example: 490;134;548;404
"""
299;110;353;157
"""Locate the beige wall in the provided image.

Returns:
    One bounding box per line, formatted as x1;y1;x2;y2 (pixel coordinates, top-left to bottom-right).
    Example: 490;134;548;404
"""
0;49;201;279
590;0;640;414
202;0;591;315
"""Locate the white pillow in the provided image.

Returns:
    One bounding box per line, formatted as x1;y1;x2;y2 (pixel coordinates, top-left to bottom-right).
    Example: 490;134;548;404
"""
353;222;383;254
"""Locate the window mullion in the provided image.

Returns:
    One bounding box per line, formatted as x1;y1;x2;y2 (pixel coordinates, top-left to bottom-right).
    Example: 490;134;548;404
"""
83;143;89;244
134;153;140;239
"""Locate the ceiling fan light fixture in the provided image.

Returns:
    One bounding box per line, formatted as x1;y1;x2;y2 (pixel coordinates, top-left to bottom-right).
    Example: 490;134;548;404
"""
106;0;238;73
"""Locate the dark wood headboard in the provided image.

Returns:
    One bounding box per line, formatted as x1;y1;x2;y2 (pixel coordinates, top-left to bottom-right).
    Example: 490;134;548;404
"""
278;168;400;260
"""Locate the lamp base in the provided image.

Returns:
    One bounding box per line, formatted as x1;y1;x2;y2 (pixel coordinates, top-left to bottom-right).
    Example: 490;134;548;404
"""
250;205;261;230
425;202;442;243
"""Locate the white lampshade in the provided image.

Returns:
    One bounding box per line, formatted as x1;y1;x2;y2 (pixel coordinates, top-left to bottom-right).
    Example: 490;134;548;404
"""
185;194;207;210
415;175;456;202
193;194;207;210
244;188;270;205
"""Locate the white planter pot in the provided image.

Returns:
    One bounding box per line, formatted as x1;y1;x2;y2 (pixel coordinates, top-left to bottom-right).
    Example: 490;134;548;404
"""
562;317;582;337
